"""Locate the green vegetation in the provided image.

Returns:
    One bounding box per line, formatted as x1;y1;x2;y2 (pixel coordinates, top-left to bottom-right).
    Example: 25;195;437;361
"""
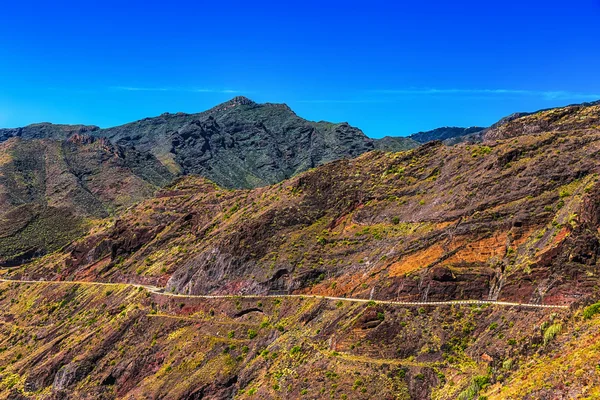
457;375;490;400
543;323;562;345
583;302;600;319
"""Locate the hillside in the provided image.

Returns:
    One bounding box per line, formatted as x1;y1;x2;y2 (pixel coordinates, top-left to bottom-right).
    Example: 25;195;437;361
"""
0;135;173;266
1;99;600;399
13;101;600;307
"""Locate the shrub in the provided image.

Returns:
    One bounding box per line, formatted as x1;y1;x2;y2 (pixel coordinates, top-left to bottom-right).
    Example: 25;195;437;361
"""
248;329;258;339
377;312;385;321
583;302;600;319
543;323;562;344
290;345;302;355
457;375;490;400
392;216;400;225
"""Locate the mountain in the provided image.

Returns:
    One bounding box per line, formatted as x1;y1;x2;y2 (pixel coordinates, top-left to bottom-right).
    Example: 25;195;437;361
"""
408;126;485;143
20;101;600;305
0;134;173;266
0;98;486;190
3;99;600;399
0;98;494;192
96;97;380;188
1;99;600;399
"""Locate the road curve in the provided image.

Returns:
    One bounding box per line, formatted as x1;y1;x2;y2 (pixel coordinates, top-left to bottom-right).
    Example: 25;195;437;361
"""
0;278;569;309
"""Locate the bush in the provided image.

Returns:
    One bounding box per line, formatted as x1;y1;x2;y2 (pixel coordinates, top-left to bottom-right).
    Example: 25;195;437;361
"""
391;216;400;225
457;375;490;400
543;323;562;344
583;302;600;319
248;329;258;339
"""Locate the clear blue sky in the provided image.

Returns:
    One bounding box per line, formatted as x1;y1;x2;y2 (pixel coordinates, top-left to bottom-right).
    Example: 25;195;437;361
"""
1;0;599;137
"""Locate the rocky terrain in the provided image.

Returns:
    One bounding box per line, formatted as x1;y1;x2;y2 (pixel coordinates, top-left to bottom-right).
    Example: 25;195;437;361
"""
0;98;482;267
1;99;600;399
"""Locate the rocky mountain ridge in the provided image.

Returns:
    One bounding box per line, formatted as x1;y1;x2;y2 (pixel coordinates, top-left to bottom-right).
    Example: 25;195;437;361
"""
0;97;486;189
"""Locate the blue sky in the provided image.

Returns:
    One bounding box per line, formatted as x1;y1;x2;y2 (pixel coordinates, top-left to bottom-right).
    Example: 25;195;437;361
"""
1;0;599;137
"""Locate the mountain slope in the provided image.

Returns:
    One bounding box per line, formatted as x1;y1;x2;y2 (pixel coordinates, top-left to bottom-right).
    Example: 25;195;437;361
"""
15;103;600;310
0;135;173;266
0;279;580;400
483;100;600;141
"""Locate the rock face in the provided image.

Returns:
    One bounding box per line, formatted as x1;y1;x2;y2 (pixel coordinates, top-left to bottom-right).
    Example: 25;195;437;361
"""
0;135;173;266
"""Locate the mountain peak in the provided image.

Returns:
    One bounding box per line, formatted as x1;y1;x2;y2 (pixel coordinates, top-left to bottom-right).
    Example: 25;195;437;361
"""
224;96;256;106
202;96;257;115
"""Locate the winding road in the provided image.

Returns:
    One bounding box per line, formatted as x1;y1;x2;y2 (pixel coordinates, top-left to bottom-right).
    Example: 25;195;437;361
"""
0;278;569;309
